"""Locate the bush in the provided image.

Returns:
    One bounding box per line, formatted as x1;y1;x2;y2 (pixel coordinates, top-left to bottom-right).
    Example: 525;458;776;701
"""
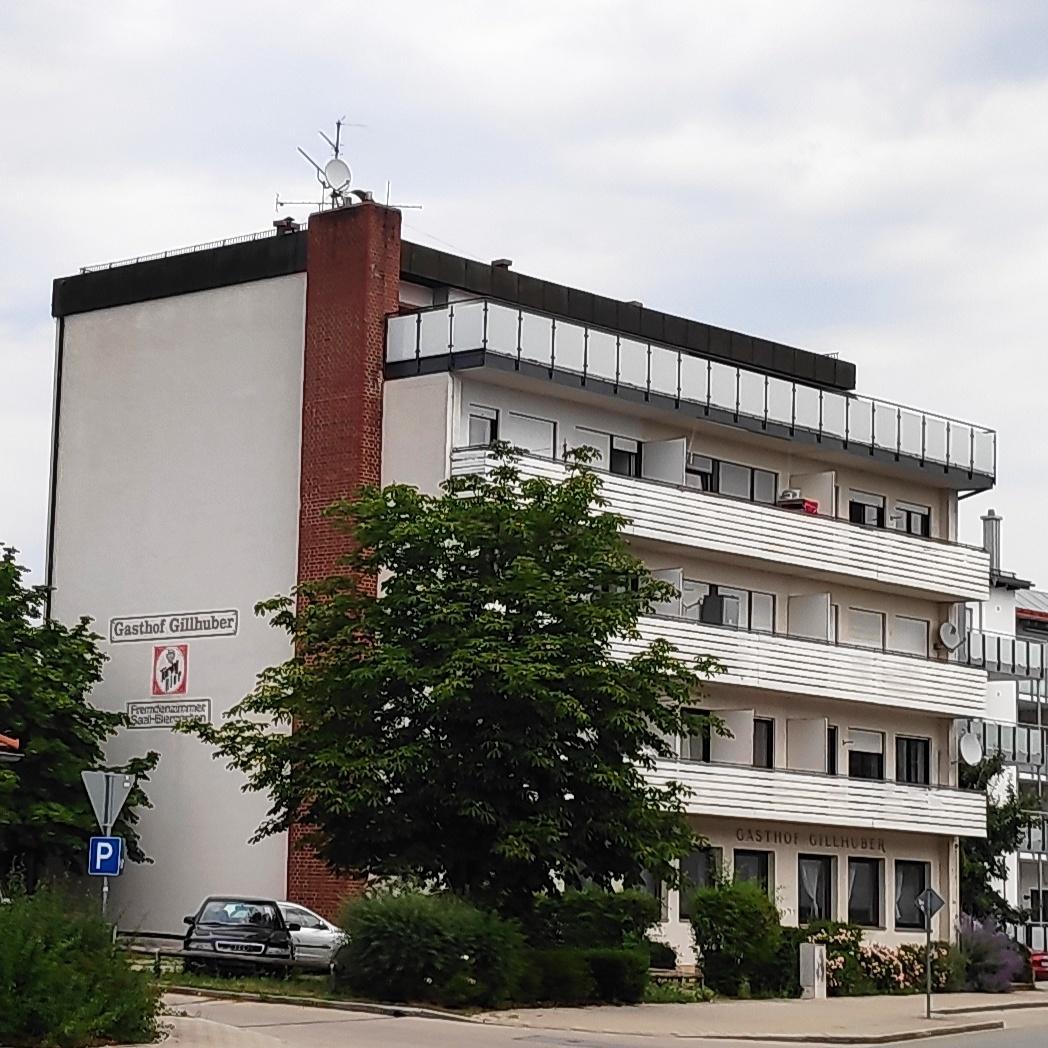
518;948;596;1004
688;879;782;996
796;920;871;996
0;886;160;1048
337;891;523;1008
957;916;1025;993
647;937;678;970
526;887;660;949
584;947;649;1003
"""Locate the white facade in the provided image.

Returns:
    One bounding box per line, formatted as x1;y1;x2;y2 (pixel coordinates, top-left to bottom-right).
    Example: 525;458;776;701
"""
50;276;306;933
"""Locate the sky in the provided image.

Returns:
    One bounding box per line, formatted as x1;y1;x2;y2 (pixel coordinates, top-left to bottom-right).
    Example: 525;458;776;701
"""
2;0;1048;583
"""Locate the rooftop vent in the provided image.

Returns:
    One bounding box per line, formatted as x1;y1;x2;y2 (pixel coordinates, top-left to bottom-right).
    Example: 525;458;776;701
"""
982;509;1002;573
491;258;513;269
273;218;300;235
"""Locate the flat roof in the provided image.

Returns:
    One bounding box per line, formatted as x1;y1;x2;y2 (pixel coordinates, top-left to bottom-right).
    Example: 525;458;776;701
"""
52;220;857;392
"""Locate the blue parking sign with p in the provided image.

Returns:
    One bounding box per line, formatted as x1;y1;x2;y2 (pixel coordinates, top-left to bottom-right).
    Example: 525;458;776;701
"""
88;836;123;876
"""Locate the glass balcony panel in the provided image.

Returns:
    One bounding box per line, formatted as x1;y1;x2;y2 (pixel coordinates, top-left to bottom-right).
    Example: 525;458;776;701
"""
821;391;847;439
849;399;874;445
767;377;794;426
418;308;450;357
794;384;821;433
519;312;553;368
649;345;679;399
618;337;649;390
974;429;995;474
709;361;737;412
738;370;766;420
925;419;948;464
899;409;924;458
386;315;417;362
679;354;708;404
587;329;618;382
555;322;586;375
874;402;898;452
451;300;486;350
950;423;974;471
484;302;519;355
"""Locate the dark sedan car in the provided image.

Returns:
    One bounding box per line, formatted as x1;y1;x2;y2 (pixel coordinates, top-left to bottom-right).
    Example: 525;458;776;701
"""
183;897;300;972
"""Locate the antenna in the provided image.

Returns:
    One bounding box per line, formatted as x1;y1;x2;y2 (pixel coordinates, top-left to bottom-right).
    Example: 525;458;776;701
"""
296;118;368;210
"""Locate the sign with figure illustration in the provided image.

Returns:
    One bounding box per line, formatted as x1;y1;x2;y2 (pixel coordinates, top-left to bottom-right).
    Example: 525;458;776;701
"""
152;644;188;695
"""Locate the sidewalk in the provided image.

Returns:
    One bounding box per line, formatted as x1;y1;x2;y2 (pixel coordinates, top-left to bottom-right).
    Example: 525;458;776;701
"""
478;990;1048;1043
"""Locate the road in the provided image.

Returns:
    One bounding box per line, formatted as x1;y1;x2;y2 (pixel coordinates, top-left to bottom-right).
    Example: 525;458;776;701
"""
166;995;1048;1048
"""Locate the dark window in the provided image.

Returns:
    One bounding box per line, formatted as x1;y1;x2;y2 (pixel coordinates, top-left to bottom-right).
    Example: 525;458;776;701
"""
685;453;715;490
681;711;711;762
827;725;839;775
848;858;882;927
468;405;498;445
895;861;929;930
640;870;668;921
894;501;931;537
683;580;775;632
753;718;775;769
848;730;885;780
680;847;722;919
799;855;834;923
896;737;931;786
849;491;886;528
1030;889;1048;923
610;436;641;477
734;850;771;894
685;452;778;505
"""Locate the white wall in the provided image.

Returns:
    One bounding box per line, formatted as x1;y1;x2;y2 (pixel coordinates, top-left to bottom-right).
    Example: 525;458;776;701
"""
51;275;305;933
381;373;453;493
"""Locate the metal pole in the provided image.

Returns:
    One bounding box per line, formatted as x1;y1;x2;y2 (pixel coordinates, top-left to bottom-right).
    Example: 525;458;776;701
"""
925;909;933;1019
101;775;112;917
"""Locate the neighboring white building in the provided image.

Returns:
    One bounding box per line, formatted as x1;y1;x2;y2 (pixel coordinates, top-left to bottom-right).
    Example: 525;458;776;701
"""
48;201;994;952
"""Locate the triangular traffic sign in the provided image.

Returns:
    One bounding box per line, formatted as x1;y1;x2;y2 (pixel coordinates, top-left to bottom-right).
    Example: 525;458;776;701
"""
81;771;135;834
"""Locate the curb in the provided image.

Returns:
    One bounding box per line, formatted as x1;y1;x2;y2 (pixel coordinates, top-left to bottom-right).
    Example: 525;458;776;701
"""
162;986;474;1024
936;998;1048;1015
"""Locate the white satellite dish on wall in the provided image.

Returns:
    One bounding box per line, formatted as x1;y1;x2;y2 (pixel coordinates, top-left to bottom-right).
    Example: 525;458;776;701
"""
324;157;352;190
958;731;984;766
938;621;963;652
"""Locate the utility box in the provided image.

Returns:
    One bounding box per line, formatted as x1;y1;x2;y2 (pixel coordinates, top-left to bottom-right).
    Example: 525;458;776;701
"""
799;942;827;1000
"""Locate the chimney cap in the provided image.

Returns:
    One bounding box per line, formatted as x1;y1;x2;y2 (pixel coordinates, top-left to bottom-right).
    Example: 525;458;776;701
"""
627;300;643;308
491;258;513;269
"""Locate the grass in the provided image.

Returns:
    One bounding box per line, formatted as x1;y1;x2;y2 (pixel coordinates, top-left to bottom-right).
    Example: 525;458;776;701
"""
643;980;715;1004
158;969;347;1001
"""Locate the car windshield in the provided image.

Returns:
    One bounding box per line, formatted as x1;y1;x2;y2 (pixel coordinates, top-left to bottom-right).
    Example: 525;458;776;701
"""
198;900;280;928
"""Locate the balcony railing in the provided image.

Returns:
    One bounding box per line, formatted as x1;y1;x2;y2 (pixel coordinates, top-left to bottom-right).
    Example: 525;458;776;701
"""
449;448;990;602
959;719;1048;770
616;615;986;719
1022;816;1048;854
960;631;1047;680
1010;922;1048;952
647;759;986;838
389;300;996;484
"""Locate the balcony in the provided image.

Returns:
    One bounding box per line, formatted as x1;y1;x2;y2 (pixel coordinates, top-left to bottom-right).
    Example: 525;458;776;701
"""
959;719;1048;770
647;759;986;837
449;449;990;602
960;631;1047;681
390;300;996;489
614;616;986;720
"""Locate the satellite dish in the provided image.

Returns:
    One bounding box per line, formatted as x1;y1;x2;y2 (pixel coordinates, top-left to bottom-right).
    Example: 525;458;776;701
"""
959;732;984;766
323;157;352;190
938;621;963;651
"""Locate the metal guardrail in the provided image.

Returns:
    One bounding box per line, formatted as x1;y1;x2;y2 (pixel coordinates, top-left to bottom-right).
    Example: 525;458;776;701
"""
959;719;1048;769
79;228;285;274
388;300;997;480
960;631;1047;680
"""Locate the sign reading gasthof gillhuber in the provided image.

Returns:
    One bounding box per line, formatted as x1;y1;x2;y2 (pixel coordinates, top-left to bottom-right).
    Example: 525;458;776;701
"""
109;610;238;643
127;698;211;729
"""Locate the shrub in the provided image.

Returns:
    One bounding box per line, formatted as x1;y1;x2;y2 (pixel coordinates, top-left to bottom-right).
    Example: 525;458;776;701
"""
688;879;782;996
526;887;660;949
518;948;596;1004
337;891;523;1008
956;915;1025;993
647;937;678;970
644;980;715;1003
0;886;160;1048
896;942;965;993
797;921;871;996
584;947;649;1002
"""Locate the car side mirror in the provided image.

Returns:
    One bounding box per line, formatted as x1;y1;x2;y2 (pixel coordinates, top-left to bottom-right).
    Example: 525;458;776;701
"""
183;915;194;925
286;922;301;932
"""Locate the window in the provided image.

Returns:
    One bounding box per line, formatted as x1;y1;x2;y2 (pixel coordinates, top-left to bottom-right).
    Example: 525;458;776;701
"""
1030;890;1048;924
751;591;775;633
281;905;326;930
894;500;931;537
896;736;931;786
504;412;556;457
734;849;771;894
893;616;929;657
681;710;711;762
848;858;882;927
895;861;929;930
640;870;669;921
468;405;498;446
610;435;641;477
682;580;776;633
849;608;886;650
849;490;886;528
827;725;839;775
684;452;777;505
680;847;722;919
848;729;885;780
753;718;775;769
829;604;840;643
799;855;834;923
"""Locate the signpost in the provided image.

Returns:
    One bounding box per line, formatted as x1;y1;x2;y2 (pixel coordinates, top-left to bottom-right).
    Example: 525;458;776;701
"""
81;771;135;915
917;887;946;1019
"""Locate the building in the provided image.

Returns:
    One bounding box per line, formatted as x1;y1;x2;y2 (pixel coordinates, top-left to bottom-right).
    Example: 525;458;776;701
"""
48;201;995;952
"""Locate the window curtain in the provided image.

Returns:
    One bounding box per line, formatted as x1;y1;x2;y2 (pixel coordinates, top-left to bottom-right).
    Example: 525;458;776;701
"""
800;860;823;917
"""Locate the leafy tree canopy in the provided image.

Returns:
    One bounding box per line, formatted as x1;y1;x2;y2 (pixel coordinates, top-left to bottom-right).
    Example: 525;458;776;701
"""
960;749;1039;922
184;448;720;913
0;548;158;888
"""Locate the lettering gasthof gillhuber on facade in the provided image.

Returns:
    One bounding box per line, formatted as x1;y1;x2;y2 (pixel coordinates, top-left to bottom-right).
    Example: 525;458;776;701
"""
109;610;238;643
735;827;886;853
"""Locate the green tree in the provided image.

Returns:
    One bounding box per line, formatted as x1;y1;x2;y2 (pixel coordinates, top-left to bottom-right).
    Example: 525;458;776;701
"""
960;750;1039;922
0;548;158;888
183;447;720;914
